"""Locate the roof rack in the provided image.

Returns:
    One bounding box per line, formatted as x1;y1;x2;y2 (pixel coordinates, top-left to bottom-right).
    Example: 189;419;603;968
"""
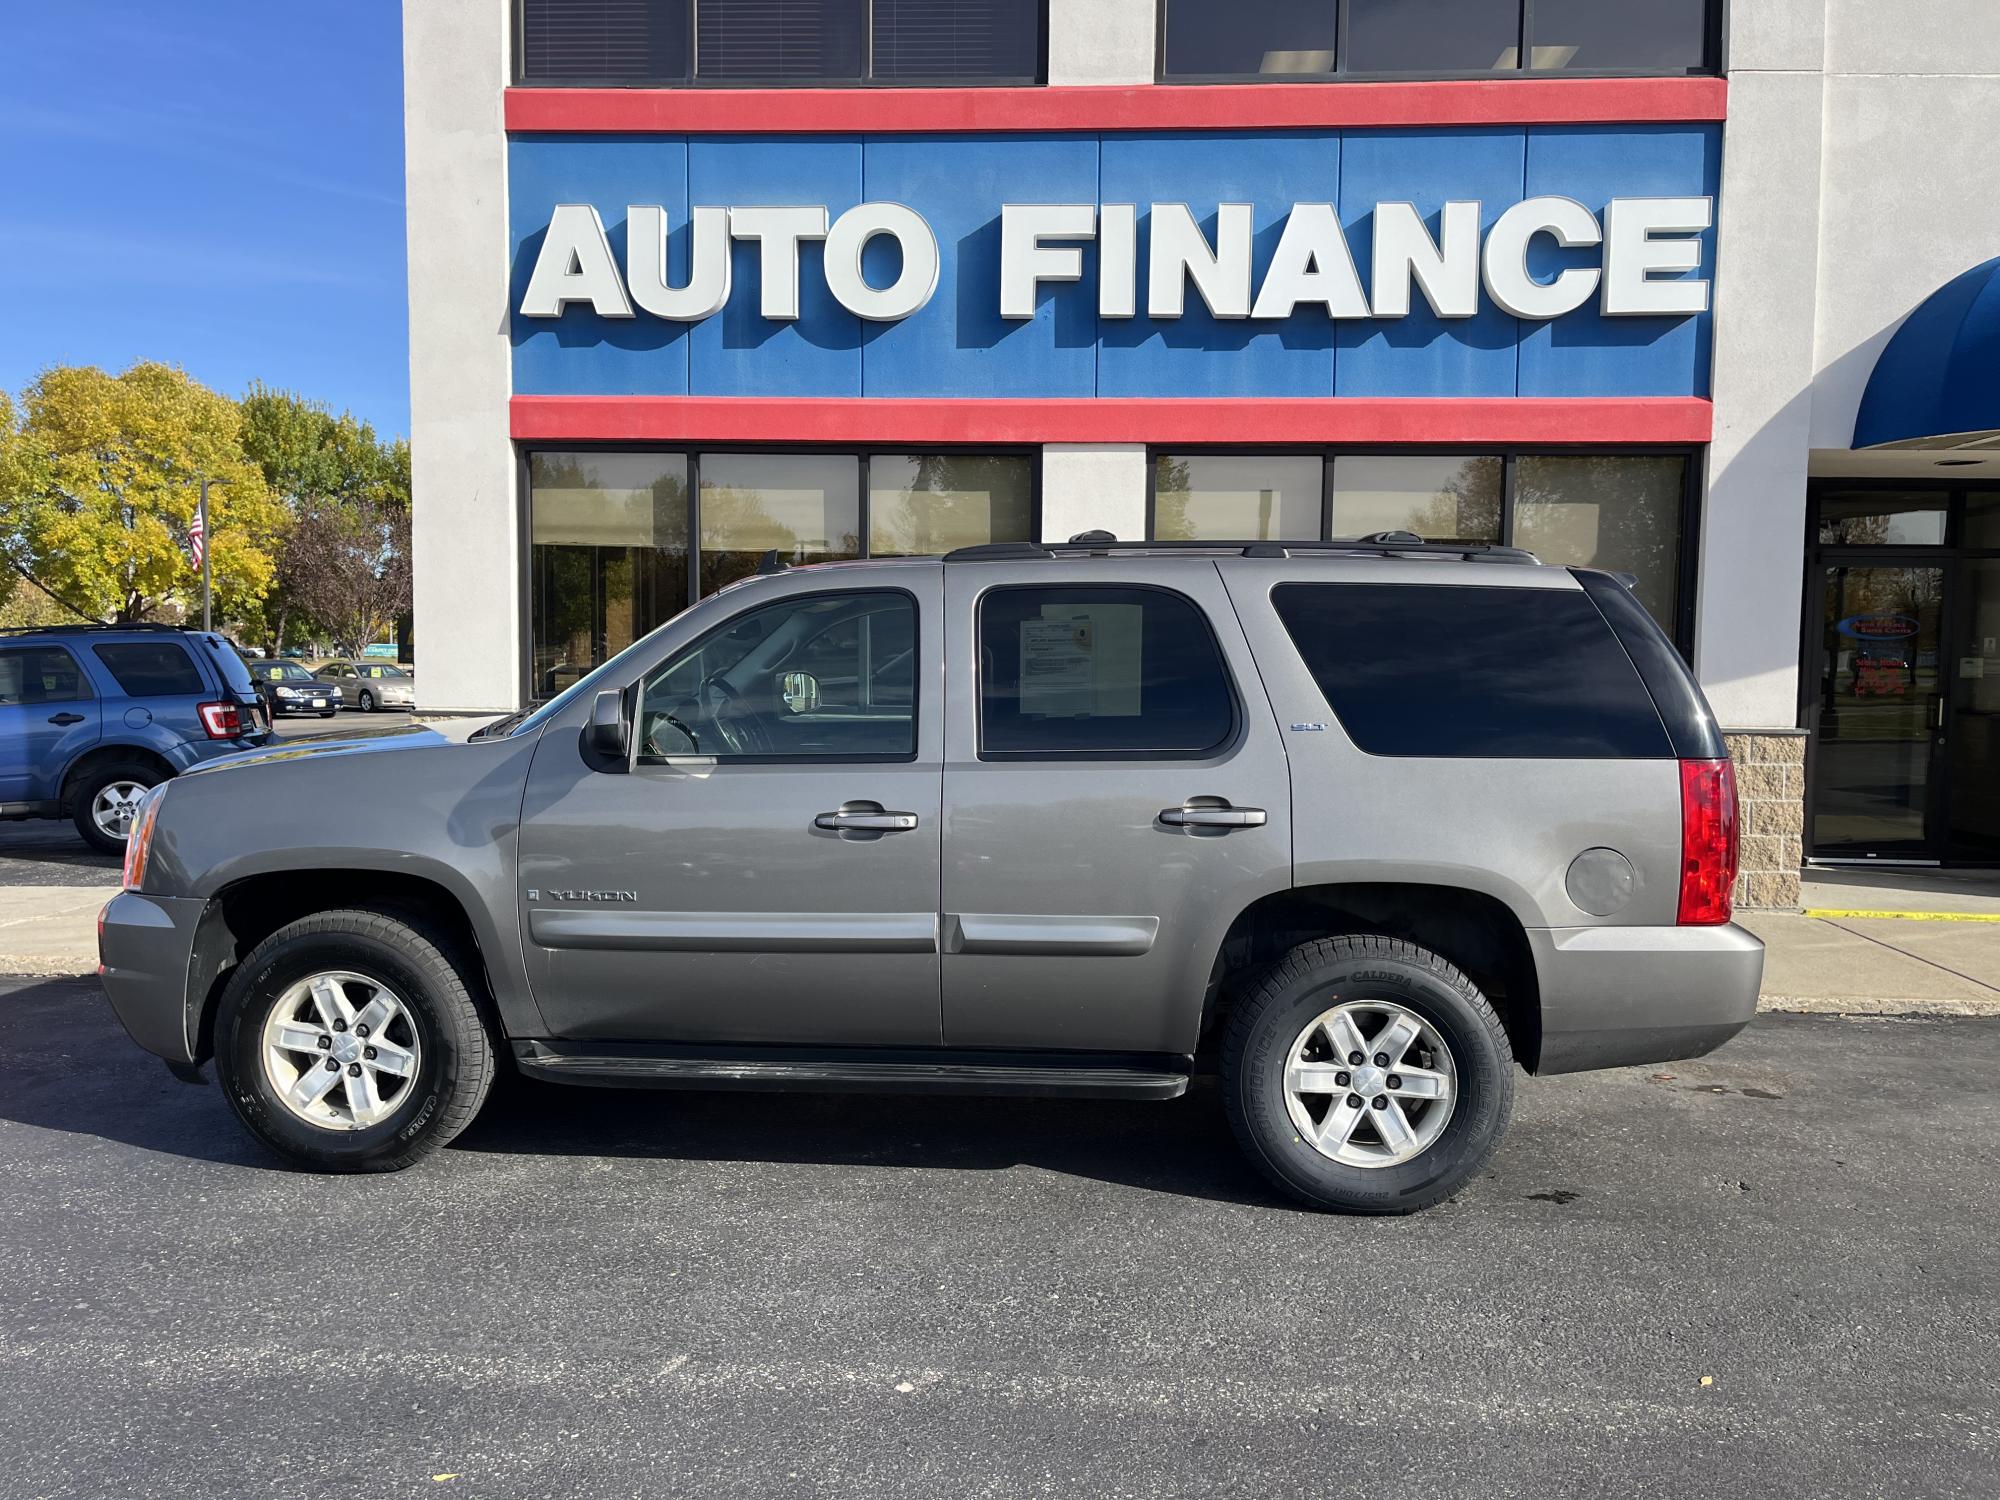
0;621;200;637
944;532;1541;566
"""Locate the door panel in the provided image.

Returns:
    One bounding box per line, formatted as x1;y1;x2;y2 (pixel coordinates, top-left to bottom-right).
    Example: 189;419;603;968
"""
1810;562;1946;856
516;574;944;1045
1948;559;2000;859
0;646;100;804
939;562;1293;1055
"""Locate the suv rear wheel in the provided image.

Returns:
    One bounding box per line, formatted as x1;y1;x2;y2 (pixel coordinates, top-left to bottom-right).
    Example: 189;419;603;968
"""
1222;935;1514;1214
71;761;164;855
213;908;494;1172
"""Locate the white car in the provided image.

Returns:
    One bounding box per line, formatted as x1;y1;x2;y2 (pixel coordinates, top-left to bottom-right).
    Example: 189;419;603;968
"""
312;659;416;712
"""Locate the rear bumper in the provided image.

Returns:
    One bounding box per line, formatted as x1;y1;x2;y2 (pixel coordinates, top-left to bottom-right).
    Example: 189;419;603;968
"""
97;890;207;1067
1528;921;1764;1075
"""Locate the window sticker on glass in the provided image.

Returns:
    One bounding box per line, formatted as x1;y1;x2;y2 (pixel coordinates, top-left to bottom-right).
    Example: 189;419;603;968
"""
1020;619;1095;716
1019;605;1144;718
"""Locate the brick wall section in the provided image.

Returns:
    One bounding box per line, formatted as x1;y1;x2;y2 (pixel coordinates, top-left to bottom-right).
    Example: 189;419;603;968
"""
1725;732;1805;910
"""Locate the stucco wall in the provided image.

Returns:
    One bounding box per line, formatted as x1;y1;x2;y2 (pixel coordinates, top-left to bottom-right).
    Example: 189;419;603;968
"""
404;0;519;712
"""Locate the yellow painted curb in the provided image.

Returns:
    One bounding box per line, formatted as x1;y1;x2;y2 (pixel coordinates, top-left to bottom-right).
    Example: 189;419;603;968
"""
1804;908;2000;923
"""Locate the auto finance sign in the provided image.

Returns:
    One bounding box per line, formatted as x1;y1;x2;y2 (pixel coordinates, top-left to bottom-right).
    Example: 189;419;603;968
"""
520;195;1713;327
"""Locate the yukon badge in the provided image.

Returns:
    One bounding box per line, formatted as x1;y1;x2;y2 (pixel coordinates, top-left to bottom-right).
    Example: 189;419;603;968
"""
528;888;639;903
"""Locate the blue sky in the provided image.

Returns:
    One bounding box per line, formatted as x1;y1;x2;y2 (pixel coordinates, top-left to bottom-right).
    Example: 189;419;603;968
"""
0;2;409;438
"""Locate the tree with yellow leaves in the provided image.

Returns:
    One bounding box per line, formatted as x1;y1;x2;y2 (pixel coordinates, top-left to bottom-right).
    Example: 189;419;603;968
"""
0;363;284;623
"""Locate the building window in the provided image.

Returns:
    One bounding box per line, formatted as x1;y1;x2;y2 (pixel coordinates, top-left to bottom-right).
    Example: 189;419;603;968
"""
1154;454;1321;541
1513;454;1686;629
1157;0;1716;79
529;448;1034;698
1151;449;1694;642
868;453;1035;557
518;0;1044;85
1159;0;1336;80
698;452;863;595
1329;454;1502;546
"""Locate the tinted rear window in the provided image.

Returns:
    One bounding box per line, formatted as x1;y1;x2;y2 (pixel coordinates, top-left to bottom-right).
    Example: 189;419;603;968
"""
1271;582;1671;758
91;641;206;697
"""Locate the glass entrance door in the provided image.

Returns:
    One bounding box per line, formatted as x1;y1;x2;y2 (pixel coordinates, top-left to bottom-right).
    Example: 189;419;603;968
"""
1947;559;2000;859
1811;561;1948;856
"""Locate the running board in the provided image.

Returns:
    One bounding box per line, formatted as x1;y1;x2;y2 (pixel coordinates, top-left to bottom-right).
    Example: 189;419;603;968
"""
513;1041;1189;1101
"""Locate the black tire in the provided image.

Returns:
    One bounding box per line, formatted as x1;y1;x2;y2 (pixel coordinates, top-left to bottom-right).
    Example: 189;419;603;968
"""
1222;935;1514;1215
358;689;375;712
69;759;165;855
213;907;495;1172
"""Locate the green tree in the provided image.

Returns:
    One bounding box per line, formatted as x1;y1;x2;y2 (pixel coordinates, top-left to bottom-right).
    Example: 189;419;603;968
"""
240;385;408;653
0;363;281;623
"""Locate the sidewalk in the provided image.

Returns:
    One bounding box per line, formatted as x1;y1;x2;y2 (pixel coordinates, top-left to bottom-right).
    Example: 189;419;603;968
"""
15;870;2000;1015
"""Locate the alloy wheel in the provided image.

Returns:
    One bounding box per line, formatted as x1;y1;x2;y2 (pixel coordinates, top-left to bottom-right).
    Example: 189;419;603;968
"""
90;780;151;842
1283;999;1458;1168
260;971;423;1131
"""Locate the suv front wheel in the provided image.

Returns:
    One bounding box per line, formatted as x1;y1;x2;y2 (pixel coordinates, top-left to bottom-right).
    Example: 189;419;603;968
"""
1223;935;1515;1215
213;908;495;1172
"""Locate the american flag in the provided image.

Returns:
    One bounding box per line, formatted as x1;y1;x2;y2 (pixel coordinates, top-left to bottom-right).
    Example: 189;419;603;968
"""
188;511;205;569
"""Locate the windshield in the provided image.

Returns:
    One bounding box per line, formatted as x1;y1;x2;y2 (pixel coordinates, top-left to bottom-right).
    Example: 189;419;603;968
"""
359;664;409;678
256;663;316;682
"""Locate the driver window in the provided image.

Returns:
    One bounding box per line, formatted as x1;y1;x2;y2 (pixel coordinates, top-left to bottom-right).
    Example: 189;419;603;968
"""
637;590;917;763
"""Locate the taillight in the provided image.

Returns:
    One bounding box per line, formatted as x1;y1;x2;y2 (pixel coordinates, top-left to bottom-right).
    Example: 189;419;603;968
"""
122;785;164;890
1677;758;1739;925
197;699;244;739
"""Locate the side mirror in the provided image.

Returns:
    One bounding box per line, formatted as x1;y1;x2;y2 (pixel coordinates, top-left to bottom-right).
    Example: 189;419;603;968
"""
779;671;819;714
586;688;630;761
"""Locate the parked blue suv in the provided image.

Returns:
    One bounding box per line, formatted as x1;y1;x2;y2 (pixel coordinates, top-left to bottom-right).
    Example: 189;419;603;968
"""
0;625;271;854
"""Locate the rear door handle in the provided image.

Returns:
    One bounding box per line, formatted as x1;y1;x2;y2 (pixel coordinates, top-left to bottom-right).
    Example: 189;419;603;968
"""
46;712;85;726
1159;803;1267;829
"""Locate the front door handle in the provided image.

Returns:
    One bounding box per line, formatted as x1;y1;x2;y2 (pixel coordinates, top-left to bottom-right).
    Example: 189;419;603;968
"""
815;802;919;837
46;712;85;726
1159;802;1268;829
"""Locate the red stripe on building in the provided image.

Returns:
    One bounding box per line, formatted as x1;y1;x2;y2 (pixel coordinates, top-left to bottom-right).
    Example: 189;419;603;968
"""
505;77;1727;135
510;396;1713;446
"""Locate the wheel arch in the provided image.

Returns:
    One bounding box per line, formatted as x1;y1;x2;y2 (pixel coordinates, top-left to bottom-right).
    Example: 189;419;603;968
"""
1197;882;1543;1072
186;868;507;1067
59;744;177;813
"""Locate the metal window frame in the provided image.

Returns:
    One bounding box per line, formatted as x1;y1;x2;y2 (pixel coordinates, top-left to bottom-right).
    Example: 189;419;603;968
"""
519;440;1043;704
1144;443;1705;657
1153;0;1721;83
514;0;1049;88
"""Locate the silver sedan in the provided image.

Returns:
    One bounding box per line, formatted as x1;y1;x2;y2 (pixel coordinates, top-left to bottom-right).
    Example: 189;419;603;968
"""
312;660;416;712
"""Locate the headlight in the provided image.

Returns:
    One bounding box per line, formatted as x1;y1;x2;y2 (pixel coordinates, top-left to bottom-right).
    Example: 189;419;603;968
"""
122;783;167;891
275;686;299;698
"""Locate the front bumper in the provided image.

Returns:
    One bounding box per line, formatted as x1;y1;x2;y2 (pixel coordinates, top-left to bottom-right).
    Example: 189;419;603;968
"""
1529;922;1765;1075
98;890;208;1067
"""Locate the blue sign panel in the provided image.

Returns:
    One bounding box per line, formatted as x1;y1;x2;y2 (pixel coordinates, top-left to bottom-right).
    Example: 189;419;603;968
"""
507;124;1720;401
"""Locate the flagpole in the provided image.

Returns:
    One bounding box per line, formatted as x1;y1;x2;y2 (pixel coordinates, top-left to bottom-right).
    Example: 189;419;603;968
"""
198;477;213;632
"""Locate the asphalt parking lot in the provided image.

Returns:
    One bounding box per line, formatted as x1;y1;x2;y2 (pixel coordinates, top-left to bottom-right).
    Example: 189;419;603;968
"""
1;979;1993;1499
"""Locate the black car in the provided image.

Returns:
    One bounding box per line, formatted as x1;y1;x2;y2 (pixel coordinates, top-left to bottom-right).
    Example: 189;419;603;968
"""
245;660;338;718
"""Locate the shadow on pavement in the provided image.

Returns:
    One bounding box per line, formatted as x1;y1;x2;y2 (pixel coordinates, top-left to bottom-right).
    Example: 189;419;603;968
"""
0;974;1285;1206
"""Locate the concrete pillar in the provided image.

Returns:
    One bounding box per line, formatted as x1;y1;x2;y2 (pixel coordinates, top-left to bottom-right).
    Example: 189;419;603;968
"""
1698;0;1828;909
1041;445;1149;541
403;0;520;713
1047;0;1156;86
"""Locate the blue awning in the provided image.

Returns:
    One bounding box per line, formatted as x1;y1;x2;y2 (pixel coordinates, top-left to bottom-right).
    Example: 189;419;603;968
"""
1853;256;2000;448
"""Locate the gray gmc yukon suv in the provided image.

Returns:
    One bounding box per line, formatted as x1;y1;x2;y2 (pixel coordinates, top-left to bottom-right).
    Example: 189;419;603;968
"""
98;537;1762;1214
